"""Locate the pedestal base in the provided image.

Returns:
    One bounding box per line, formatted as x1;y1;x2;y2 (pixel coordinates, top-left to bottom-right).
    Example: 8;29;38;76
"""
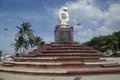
55;25;73;43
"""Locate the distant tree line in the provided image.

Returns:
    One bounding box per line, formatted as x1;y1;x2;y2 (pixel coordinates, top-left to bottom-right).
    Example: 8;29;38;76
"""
12;22;45;55
83;31;120;56
0;50;2;60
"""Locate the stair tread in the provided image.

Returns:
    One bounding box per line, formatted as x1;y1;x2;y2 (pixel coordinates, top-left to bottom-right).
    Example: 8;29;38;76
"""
3;61;84;65
101;63;120;67
1;66;120;74
15;56;100;60
4;61;118;66
47;47;91;50
85;61;118;65
42;52;101;54
43;50;97;52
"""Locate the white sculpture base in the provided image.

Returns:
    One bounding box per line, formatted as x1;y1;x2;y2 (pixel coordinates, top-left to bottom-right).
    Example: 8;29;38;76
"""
59;25;68;28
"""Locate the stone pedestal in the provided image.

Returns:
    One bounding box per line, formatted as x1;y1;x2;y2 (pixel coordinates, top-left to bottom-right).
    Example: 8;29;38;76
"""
54;25;73;43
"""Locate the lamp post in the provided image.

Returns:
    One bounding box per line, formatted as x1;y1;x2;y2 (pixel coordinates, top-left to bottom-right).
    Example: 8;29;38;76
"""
3;27;8;54
76;23;82;43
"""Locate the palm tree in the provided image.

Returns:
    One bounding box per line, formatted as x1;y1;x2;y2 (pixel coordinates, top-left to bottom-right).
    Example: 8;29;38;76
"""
13;36;29;53
29;36;36;50
16;22;34;41
13;22;34;54
34;36;45;48
13;22;45;55
28;36;45;50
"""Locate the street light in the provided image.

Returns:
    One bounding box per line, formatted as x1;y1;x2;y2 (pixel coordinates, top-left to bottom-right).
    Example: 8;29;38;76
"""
3;27;8;54
77;23;82;25
4;28;8;31
76;23;82;43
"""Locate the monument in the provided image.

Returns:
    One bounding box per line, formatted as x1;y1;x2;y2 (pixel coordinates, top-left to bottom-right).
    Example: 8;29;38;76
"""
1;6;120;77
55;7;73;43
58;7;69;27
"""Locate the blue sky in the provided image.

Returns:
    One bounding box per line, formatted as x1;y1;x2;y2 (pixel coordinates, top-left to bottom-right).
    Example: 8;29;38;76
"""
0;0;120;54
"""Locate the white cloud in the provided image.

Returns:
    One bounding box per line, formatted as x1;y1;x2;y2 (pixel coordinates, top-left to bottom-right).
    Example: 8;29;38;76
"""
96;26;113;36
104;3;120;30
66;0;104;25
52;0;120;43
75;27;94;42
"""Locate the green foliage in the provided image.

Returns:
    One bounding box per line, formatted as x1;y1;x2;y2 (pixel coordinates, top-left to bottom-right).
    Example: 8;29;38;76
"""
0;50;2;55
12;22;45;54
34;36;45;48
0;50;2;59
83;31;120;55
29;36;45;48
113;31;120;49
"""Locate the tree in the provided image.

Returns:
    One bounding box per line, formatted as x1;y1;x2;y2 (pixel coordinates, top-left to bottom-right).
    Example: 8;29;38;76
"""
83;31;120;56
84;36;107;52
0;50;2;60
104;35;119;55
12;22;45;54
34;36;45;48
29;36;45;49
113;31;120;51
13;22;34;54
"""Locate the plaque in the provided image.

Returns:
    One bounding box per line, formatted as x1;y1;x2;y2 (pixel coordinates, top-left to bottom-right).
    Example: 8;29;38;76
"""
59;30;71;42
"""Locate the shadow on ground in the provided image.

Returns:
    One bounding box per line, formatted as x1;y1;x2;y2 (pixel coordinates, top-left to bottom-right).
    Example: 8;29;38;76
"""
74;77;82;80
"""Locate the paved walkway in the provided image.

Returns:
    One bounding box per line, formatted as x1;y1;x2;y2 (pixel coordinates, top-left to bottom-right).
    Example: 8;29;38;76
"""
0;72;120;80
